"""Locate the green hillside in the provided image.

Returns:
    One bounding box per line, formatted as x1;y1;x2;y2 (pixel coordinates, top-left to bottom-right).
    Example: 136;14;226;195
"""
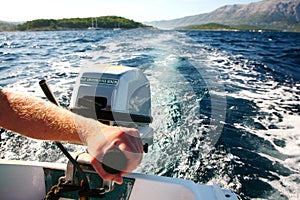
14;16;149;31
178;23;275;31
177;23;233;30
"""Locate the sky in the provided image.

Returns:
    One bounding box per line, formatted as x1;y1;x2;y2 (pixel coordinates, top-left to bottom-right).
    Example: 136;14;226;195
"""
1;0;262;23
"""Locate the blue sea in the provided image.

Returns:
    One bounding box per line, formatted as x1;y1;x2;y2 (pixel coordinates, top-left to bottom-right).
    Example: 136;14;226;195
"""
0;29;300;200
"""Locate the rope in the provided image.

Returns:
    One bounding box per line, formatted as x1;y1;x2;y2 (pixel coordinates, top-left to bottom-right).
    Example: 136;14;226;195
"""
44;176;106;200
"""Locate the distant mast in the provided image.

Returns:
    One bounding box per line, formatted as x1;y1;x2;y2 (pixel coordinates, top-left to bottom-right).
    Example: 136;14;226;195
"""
113;23;121;31
88;18;99;30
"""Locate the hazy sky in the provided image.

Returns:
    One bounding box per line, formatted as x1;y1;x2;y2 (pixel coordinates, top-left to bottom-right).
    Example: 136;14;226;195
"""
1;0;262;22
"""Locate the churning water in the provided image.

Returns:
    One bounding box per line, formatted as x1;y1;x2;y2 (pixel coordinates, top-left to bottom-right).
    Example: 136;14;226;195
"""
0;29;299;199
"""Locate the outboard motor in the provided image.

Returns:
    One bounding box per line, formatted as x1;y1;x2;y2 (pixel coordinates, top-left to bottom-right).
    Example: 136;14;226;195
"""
70;65;153;149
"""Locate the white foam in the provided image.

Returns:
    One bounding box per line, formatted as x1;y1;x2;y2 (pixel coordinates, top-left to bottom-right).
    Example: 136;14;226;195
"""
205;44;300;199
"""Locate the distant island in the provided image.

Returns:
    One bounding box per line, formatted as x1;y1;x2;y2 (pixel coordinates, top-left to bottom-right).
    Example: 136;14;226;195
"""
177;23;275;31
0;21;18;31
0;16;150;31
2;0;300;32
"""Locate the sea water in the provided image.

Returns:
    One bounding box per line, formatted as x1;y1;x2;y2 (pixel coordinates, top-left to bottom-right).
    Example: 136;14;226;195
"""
0;29;299;200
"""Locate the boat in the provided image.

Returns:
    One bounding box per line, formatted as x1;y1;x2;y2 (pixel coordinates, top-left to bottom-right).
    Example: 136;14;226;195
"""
88;18;101;30
113;23;121;31
0;158;238;200
0;65;239;200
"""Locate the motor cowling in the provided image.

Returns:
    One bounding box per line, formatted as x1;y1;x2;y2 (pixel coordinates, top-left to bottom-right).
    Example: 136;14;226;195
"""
70;65;153;148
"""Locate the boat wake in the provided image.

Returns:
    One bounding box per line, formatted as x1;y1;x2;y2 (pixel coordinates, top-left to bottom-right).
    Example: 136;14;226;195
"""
0;29;299;199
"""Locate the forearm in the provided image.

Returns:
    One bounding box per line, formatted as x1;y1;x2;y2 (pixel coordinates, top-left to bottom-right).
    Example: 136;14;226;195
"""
0;88;143;183
0;89;90;143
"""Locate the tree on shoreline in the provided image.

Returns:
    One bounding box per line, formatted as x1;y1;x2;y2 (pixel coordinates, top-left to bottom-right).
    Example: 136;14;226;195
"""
15;16;149;31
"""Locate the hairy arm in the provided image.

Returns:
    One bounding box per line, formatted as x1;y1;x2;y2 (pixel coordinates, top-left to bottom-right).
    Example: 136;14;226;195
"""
0;88;143;184
0;88;83;142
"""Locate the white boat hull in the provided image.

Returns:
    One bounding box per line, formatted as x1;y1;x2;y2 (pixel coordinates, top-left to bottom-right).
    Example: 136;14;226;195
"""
0;160;238;200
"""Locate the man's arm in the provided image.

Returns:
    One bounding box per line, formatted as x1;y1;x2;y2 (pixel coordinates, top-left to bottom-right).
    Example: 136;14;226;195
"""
0;88;82;142
0;88;143;184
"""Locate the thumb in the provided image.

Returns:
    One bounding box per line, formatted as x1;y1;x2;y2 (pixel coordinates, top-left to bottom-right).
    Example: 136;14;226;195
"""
113;175;123;184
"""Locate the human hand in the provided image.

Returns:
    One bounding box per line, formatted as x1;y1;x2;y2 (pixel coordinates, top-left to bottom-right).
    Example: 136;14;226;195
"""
74;116;143;184
89;126;143;184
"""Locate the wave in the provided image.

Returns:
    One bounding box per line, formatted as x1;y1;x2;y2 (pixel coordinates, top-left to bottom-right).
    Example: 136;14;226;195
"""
0;29;299;199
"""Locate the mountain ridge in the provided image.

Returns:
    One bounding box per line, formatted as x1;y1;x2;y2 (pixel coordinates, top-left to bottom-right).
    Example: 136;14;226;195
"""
147;0;300;31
